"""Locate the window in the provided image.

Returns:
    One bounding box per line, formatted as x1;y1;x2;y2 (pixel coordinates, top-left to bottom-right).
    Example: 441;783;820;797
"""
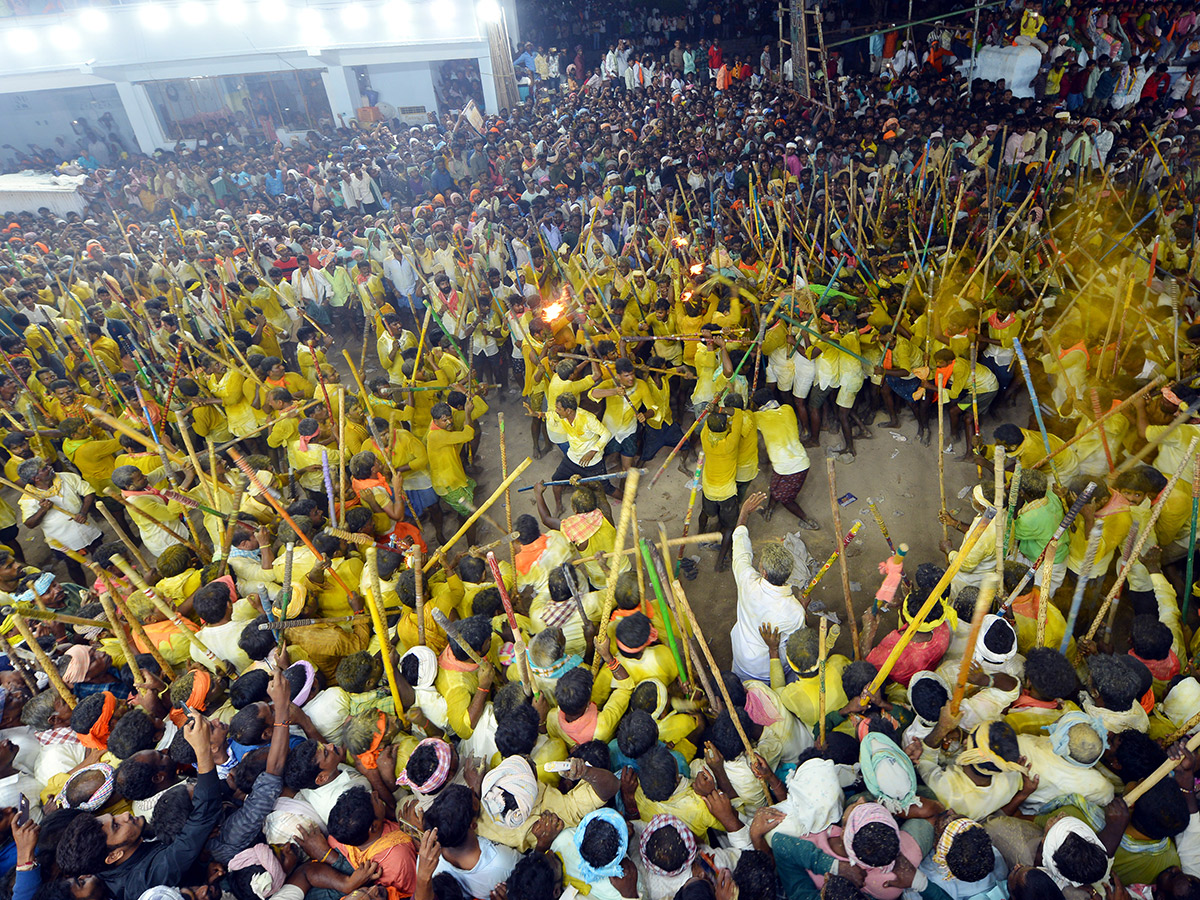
141;70;332;141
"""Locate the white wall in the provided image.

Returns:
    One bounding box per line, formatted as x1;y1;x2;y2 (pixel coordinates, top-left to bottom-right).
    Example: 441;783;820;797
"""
0;85;138;168
363;61;438;118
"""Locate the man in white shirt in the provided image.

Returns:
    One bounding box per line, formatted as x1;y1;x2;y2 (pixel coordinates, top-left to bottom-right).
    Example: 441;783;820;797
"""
17;457;102;585
729;491;807;682
383;245;421;316
290;255;333;327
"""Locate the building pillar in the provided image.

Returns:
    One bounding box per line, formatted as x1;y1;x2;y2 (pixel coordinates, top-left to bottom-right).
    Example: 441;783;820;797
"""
113;81;165;155
477;55;498;114
321;65;359;122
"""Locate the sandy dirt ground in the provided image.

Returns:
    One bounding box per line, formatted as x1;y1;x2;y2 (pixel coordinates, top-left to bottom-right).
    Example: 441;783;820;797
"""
345;342;1020;669
9;336;1021;673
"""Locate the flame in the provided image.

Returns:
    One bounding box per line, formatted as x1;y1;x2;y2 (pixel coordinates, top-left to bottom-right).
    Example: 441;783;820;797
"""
542;301;565;322
673;236;688;247
689;263;703;275
682;291;693;301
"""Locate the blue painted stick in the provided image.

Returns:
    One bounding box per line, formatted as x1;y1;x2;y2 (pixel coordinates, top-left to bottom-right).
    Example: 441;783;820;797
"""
1012;338;1060;481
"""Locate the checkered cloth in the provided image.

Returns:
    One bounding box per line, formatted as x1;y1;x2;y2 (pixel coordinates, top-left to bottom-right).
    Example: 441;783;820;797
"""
561;509;603;544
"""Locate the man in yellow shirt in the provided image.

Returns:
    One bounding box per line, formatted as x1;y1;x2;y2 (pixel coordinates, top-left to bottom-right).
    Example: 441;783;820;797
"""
699;412;741;571
59;417;122;492
751;388;819;528
425;399;476;531
589;357;652;472
550;393;616;517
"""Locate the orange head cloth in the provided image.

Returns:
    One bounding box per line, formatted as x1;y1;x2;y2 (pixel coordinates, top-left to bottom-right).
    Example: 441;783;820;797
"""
357;712;388;770
79;691;117;750
169;669;212;727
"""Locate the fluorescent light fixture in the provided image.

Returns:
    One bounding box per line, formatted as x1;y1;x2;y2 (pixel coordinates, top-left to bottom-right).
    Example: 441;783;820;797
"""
138;4;170;30
476;0;501;22
6;27;39;52
217;0;247;23
180;1;208;24
78;7;109;31
51;23;81;48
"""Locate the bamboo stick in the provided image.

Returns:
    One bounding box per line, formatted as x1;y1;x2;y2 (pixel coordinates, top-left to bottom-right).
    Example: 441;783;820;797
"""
937;384;947;542
0;631;38;693
1123;729;1200;804
423;456;533;572
592;469;641;673
1084;437;1199;642
826;457;860;659
94;500;153;574
7;612;75;707
949;575;999;716
365;546;405;714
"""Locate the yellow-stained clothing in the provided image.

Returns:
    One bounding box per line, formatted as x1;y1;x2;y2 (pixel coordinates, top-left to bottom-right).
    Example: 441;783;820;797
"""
769;656;851;726
700;421;739;501
287;439;340;493
546;673;634;747
425;422;474;495
62;437;122;491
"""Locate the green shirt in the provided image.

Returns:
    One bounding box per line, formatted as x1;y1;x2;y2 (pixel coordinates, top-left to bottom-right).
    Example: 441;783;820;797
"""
1013;492;1070;565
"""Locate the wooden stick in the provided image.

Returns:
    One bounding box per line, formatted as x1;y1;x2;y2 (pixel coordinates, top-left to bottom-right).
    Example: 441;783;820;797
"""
0;477;76;517
1123;729;1200;804
431;607;487;668
103;488;206;559
670;575;771;795
423;456;533;572
0;630;38;693
817;614;828;748
592;469;641;673
826;457;860;659
5;605;110;629
94;500;153;574
1036;542;1056;647
1164;707;1200;745
109;553;231;678
101;570;176;680
1084;437;1200;641
174;411;217;507
937;384;948;541
497;413;516;570
568;532;722;565
338;390;346;527
365;546;405;714
412;547;425;646
7;612;76;707
1113;401;1200;477
861;510;996;704
993;447;1006;577
949;574;999;716
93;575;146;689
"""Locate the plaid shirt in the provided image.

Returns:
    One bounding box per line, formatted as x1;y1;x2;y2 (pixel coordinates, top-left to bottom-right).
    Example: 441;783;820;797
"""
37;726;80;746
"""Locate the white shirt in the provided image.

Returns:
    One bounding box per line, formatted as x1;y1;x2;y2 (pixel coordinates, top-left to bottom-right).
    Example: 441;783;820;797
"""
383;254;417;296
433;836;521;898
19;473;102;552
730;524;806;682
291;267;332;305
296;766;372;827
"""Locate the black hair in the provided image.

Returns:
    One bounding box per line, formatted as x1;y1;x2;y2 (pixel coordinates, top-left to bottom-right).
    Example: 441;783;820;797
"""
616;708;659;759
554;666;594;717
637;745;679;802
450;615;492;661
424;784;475;848
404;741;448;791
191;580;232;624
340;651;383;692
1024;648;1079;700
982;618;1015;655
458;556;486;584
515;513;541;544
1051;833;1109;885
643;816;689;873
944;824;995;882
149;783;192;843
229;669;271;709
1009;867;1065;900
841;661;878;701
114;754;161;801
55;815;107;875
233;747;270;796
494;704;540;757
970;721;1020;774
851;821;900;868
1111;729;1168;780
734;850;778;900
578;816;621;871
570;739;612;771
328;786;376;846
910;677;949;722
471;586;502;620
614;612;651;651
1131;615;1173;661
720;671;747;709
506;853;560;900
1131;779;1190;840
70;691;114;737
283;739;323;791
106;708;158;760
1088;654;1144;710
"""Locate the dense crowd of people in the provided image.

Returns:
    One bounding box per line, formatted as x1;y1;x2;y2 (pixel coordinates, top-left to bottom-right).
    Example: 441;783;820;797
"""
0;3;1198;900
